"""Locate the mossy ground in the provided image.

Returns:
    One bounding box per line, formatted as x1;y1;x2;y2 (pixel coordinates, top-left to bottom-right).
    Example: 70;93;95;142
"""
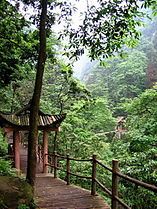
0;175;33;209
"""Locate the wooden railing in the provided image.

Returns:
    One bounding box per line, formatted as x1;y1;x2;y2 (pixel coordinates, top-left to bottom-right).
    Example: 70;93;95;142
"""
46;152;157;209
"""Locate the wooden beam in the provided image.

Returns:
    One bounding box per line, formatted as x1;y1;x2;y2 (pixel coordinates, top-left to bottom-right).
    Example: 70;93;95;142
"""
3;126;60;132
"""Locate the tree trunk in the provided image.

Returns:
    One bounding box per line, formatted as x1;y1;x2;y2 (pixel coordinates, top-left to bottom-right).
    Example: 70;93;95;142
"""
26;0;47;186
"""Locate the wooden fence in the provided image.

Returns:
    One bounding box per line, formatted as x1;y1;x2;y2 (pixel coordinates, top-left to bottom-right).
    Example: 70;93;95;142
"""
46;152;157;209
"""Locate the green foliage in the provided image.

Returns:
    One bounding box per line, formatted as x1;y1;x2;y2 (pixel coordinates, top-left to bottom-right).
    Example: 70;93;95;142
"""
84;48;148;116
0;158;17;176
0;130;8;156
79;98;116;133
0;0;34;88
126;89;157;136
17;200;36;209
18;204;29;209
0;1;41;113
64;0;156;60
52;96;116;159
0;200;7;209
109;89;157;208
119;184;157;209
0;129;17;176
41;58;90;114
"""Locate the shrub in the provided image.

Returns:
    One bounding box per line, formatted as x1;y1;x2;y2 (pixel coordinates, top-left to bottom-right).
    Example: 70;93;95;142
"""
0;157;17;176
0;129;8;156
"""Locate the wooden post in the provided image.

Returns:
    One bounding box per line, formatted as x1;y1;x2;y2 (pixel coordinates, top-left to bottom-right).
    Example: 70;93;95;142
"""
13;131;20;175
43;130;48;173
91;154;97;195
112;159;119;209
54;151;57;178
66;154;70;185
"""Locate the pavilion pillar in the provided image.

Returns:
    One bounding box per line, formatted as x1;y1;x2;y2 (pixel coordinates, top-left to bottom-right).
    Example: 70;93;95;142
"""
13;131;20;175
43;130;48;173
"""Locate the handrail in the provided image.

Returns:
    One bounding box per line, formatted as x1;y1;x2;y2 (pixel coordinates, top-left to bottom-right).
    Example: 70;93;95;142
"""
114;195;131;209
116;171;157;193
95;178;112;196
46;152;157;209
96;159;113;172
68;157;92;162
47;164;92;179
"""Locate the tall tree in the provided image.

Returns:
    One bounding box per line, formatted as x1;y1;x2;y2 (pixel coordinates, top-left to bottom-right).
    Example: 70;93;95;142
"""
26;0;47;186
18;0;74;186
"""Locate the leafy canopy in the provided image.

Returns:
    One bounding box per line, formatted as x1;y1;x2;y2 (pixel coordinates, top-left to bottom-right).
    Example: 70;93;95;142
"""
63;0;157;60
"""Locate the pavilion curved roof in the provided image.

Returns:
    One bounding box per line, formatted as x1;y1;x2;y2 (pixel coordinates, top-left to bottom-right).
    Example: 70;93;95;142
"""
0;104;66;130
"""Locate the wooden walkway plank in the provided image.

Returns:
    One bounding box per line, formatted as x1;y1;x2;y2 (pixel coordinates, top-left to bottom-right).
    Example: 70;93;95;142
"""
20;145;110;209
35;174;110;209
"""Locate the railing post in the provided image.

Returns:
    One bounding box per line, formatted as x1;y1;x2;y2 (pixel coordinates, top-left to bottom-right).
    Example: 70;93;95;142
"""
66;154;70;185
112;159;119;209
54;151;57;178
91;154;97;195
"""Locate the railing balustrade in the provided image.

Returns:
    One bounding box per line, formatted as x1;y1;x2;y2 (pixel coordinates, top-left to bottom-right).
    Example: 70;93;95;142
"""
46;152;157;209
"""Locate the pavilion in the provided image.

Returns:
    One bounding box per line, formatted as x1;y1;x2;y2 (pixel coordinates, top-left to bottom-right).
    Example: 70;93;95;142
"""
0;104;66;174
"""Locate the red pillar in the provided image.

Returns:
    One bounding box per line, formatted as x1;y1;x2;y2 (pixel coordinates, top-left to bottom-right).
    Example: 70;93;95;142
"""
43;130;48;173
13;131;20;175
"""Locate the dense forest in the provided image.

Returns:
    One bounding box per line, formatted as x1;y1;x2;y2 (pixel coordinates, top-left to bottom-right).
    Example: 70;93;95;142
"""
0;0;157;209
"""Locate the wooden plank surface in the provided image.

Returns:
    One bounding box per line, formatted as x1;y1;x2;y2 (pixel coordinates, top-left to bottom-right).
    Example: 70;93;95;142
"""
20;145;110;208
35;174;110;209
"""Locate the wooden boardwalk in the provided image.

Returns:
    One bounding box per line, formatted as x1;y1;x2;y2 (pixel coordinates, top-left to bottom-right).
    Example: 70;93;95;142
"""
20;145;110;209
35;174;110;209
